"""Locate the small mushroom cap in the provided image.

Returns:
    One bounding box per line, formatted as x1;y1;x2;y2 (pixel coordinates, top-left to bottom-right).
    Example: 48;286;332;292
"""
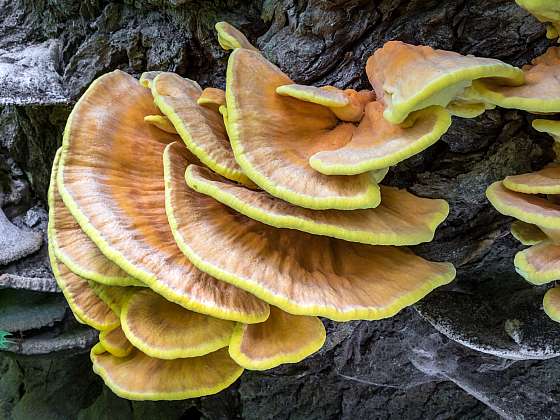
100;326;133;358
197;87;226;112
215;21;258;51
229;306;325;371
48;244;119;331
308;102;451;175
151;72;250;185
226;48;381;210
447;100;494;118
121;289;236;360
48;149;142;287
169;147;455;320
533;119;560;141
503;164;560;194
185;164;449;246
57;70;269;324
139;71;161;89
486;181;560;230
543;286;560;323
471;47;560;113
511;220;547;245
366;41;524;124
144;115;177;134
515;241;560;285
91;345;244;401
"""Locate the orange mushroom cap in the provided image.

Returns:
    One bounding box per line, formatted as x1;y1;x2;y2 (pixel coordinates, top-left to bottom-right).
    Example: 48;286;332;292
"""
215;21;258;51
503;164;560;194
57;70;268;324
197;87;226;112
100;326;133;358
544;286;560;323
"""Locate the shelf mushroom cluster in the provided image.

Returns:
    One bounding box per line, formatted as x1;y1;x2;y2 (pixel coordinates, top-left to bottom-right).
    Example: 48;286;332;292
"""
46;21;538;401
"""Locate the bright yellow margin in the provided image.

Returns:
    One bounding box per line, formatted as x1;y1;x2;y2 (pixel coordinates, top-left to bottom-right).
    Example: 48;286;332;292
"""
275;84;349;107
514;244;560;285
57;72;267;324
91;344;245;401
309;106;452;175
486;181;560;229
151;73;251;185
503;176;560;195
120;289;233;360
99;327;133;358
472;78;560;113
228;318;326;371
510;220;546;246
225;49;381;210
185;165;448;246
384;64;524;124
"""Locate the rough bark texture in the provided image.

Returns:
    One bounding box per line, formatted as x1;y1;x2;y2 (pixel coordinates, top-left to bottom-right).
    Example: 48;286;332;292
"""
1;0;559;418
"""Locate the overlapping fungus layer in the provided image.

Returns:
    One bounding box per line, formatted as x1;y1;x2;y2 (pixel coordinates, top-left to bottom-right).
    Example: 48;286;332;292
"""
52;20;560;400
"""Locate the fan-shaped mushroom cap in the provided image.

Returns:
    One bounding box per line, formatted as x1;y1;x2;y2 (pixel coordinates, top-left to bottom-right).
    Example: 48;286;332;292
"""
197;87;226;112
185;164;448;245
229;306;325;370
151;72;250;185
91;344;243;400
472;47;560;113
167;146;455;320
100;326;133;358
366;41;524;124
215;21;258;51
87;281;132;317
139;71;161;89
486;181;560;229
511;220;547;245
503;165;560;194
48;149;142;287
515;241;560;285
544;286;560;323
308;102;451;175
276;84;375;122
144;115;177;134
226;48;381;210
48;245;119;330
533;119;560;142
515;0;560;40
57;70;269;324
121;289;235;360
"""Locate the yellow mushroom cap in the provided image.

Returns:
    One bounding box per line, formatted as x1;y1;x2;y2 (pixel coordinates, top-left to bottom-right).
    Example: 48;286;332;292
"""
366;40;524;124
472;47;560;113
48;148;142;287
48;245;119;331
100;326;133;358
143;115;178;134
229;307;325;371
503;165;560;194
166;140;455;321
215;21;258;51
197;87;226;112
185;164;449;246
543;286;560;323
151;72;250;185
226;48;381;210
533;119;560;142
57;70;269;324
486;181;560;230
446;100;494;119
308;101;452;175
515;1;560;39
510;220;548;245
91;344;243;401
121;289;236;360
515;241;560;285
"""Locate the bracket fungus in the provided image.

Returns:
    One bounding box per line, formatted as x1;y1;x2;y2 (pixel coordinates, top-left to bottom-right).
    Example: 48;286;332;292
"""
544;286;560;323
47;28;459;400
91;344;244;401
511;220;548;245
56;70;268;324
229;306;326;371
366;40;523;125
471;47;560;113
